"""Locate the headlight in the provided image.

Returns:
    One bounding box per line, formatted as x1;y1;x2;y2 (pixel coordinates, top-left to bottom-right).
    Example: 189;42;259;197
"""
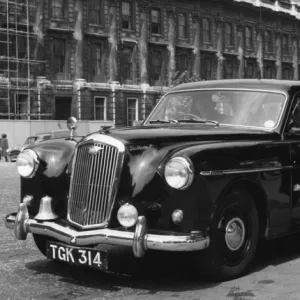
16;149;39;178
164;157;194;190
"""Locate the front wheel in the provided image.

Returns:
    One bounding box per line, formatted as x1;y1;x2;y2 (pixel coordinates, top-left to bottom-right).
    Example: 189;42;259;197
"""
199;189;259;282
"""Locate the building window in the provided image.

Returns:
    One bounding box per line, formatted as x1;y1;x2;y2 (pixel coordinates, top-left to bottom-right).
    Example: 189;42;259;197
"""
15;94;29;120
19;0;36;21
53;38;66;75
246;61;254;78
122;1;133;30
264;31;273;53
90;43;102;77
122;47;133;82
202;56;213;80
94;96;106;120
88;0;102;25
51;0;66;19
127;98;138;126
225;23;233;46
150;50;163;84
176;53;188;74
225;59;234;78
245;26;253;49
178;13;187;39
283;65;292;79
151;8;162;34
282;34;289;55
202;18;211;43
264;63;275;79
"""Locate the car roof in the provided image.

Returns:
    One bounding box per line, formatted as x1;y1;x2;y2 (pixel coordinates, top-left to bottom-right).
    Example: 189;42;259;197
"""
170;79;300;93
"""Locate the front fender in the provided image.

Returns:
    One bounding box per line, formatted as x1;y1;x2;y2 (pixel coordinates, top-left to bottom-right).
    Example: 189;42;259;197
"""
20;139;77;217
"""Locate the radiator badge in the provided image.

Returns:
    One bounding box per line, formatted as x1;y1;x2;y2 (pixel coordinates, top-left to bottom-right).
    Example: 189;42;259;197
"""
88;143;104;155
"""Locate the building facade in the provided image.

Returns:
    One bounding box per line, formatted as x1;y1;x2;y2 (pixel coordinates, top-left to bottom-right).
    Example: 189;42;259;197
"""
1;0;300;129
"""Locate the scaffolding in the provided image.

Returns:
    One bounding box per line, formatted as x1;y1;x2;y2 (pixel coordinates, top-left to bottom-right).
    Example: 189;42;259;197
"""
0;0;45;120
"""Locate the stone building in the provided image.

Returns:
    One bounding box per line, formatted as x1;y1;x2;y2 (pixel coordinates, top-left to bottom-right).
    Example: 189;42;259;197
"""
1;0;300;128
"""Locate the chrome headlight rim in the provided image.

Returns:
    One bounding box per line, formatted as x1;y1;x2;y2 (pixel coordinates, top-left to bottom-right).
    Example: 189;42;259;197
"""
16;149;39;178
164;156;194;190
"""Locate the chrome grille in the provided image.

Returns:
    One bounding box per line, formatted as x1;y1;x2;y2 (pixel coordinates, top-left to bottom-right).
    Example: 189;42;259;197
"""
68;137;124;228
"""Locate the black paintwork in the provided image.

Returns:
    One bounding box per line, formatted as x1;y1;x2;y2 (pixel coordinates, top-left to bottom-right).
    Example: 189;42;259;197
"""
20;80;300;240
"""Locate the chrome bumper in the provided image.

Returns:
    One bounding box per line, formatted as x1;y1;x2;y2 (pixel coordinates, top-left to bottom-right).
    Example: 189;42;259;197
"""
5;204;210;258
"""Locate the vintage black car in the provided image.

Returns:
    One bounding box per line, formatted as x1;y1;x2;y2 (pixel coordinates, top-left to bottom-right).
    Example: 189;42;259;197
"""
6;79;300;281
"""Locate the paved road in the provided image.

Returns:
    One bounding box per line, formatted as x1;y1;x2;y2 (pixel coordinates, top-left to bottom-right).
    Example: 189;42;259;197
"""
2;162;300;299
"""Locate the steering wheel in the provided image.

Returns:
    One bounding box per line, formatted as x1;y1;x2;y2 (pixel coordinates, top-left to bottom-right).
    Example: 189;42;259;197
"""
176;112;203;121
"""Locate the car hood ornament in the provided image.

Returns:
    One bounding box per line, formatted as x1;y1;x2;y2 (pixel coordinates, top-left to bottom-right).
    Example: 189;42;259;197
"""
88;144;104;155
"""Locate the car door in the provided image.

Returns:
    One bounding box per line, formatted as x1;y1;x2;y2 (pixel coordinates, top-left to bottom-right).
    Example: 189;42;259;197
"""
284;94;300;224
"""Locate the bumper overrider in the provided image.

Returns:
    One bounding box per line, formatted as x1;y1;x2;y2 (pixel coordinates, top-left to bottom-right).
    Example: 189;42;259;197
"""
5;201;210;258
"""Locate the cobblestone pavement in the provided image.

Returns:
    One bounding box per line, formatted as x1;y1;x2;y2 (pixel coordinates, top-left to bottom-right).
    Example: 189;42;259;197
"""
2;162;300;299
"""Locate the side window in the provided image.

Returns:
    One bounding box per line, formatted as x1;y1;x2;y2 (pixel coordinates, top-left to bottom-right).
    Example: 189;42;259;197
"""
289;97;300;132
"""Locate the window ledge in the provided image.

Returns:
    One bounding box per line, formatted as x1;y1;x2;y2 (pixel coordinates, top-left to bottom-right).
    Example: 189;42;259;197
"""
151;33;163;37
122;29;135;33
88;23;105;28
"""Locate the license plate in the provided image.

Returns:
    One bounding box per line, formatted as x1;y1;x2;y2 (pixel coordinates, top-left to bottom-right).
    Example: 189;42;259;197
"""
46;241;108;270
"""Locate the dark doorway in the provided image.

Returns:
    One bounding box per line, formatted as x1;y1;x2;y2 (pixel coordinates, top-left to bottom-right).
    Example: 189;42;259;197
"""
55;97;72;120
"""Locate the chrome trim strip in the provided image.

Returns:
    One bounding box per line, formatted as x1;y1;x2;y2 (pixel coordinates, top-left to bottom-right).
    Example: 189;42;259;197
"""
200;165;293;176
5;209;210;258
67;134;125;229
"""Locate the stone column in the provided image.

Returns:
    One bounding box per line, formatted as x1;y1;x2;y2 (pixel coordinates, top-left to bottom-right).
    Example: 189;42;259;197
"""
138;1;149;84
275;30;282;80
108;0;118;82
33;0;44;75
256;28;264;78
192;12;201;78
237;23;244;79
74;0;83;79
216;17;224;80
292;36;299;80
167;6;176;85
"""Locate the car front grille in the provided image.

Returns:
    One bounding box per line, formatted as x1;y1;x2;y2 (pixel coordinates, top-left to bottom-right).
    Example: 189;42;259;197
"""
67;136;125;228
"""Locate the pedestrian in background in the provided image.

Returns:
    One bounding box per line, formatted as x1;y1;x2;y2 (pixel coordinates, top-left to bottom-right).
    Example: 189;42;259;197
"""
0;134;9;162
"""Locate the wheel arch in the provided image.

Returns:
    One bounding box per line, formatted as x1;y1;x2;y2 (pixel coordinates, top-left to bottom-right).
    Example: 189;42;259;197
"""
215;178;270;240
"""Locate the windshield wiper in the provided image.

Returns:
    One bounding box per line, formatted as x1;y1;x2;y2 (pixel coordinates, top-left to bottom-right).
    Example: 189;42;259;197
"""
149;119;179;124
176;119;219;126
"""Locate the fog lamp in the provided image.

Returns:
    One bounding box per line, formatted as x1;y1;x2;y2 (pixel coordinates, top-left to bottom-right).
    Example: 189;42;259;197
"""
172;209;183;225
117;203;138;228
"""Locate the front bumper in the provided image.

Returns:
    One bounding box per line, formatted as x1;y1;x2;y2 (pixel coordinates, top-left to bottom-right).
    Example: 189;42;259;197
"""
5;203;210;258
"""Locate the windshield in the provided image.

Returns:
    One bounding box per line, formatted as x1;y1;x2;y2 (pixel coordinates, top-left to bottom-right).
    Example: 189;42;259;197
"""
146;90;286;129
24;137;38;144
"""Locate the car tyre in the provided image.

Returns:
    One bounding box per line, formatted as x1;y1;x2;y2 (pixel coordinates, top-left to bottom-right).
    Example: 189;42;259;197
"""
200;189;259;282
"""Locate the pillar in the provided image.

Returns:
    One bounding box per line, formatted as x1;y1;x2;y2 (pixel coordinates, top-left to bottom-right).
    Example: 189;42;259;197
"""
108;0;118;82
74;0;83;79
216;17;224;80
33;0;45;75
192;12;201;78
275;31;282;80
292;36;299;80
167;6;176;85
256;28;264;78
237;23;244;79
138;1;149;84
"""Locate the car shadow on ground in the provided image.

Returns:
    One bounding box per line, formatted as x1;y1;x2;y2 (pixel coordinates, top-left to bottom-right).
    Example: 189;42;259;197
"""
25;232;300;293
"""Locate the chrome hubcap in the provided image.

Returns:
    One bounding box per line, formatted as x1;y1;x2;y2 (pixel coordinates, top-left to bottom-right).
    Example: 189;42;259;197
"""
225;217;245;251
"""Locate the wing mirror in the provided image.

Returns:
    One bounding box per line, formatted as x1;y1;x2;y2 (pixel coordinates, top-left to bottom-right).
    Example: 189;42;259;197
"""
67;117;78;139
